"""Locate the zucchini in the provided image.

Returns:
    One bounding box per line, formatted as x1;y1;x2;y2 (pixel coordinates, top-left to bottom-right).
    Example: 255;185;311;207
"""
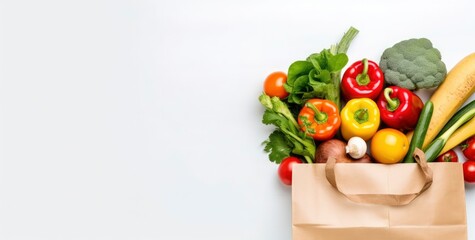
403;101;433;163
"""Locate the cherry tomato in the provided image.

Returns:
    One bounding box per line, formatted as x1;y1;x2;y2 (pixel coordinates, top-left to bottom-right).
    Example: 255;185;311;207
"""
436;149;458;162
463;161;475;183
462;136;475;161
370;128;409;164
264;71;289;99
278;156;302;186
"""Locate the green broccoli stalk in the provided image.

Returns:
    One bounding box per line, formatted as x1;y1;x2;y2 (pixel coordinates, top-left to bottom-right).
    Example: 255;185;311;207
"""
379;38;447;90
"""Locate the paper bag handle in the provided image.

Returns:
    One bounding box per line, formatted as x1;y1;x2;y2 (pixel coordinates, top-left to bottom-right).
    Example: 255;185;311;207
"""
325;148;433;206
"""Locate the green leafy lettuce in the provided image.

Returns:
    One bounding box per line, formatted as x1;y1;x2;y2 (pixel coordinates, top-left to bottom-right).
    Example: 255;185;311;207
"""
284;27;359;109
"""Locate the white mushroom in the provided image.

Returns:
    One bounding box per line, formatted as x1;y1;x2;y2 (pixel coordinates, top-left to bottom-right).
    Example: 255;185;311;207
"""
345;137;367;159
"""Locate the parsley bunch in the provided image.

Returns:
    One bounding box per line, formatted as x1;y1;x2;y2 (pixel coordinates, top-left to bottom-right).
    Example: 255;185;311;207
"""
259;94;315;164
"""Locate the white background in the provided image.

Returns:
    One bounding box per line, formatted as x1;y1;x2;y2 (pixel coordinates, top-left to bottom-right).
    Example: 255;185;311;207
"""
0;0;474;239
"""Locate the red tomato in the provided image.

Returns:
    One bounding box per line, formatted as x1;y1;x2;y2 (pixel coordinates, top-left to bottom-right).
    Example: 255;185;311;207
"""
435;150;458;162
462;136;475;161
278;156;302;186
264;71;289;99
463;161;475;183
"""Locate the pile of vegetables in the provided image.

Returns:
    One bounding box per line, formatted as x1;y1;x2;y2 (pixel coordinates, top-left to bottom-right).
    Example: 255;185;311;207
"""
259;27;475;186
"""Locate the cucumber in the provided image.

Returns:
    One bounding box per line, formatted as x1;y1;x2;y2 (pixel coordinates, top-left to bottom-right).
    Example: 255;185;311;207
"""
425;103;475;162
435;100;475;138
424;138;445;163
403;101;434;163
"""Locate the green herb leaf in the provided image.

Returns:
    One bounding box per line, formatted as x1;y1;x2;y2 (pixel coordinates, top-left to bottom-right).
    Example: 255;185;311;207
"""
259;94;317;163
317;69;331;83
301;91;321;100
287;61;313;84
307;51;328;70
327;53;349;72
262;109;288;127
287;75;311;104
307;75;329;99
263;130;292;163
283;83;293;93
308;56;322;71
290;140;305;157
258;93;273;110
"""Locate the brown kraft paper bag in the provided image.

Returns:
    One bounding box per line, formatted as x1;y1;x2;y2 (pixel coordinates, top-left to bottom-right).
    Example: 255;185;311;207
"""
292;149;468;240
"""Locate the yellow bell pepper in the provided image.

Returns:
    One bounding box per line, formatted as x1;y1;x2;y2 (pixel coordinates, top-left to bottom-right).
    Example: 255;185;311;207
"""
341;98;380;141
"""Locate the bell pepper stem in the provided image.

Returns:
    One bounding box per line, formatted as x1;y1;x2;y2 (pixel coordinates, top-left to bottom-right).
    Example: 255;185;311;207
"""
354;108;369;124
356;58;370;86
306;103;328;124
384;88;400;111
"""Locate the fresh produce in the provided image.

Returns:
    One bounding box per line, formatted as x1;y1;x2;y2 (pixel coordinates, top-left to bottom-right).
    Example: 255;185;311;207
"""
438;106;475;155
315;139;372;163
379;38;447;90
259;93;316;164
376;86;424;131
257;28;475;187
340;98;380;141
341;58;384;100
463;161;475;183
424;100;475;162
462;136;475;161
415;53;475;148
345;136;367;159
278;156;303;185
264;71;289;99
371;128;409;164
435;100;475;138
435;150;458;162
298;99;341;141
284;27;359;108
403;101;433;163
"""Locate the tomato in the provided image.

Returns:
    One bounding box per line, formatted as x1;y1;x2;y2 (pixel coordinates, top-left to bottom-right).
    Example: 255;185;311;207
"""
370;128;409;164
463;161;475;183
278;156;302;186
436;149;458;162
263;71;289;99
462;136;475;161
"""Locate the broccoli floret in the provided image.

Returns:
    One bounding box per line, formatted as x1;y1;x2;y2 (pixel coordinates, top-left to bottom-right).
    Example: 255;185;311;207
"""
379;38;447;90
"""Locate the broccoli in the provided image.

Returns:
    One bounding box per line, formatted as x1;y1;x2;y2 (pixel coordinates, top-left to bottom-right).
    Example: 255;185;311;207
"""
379;38;447;90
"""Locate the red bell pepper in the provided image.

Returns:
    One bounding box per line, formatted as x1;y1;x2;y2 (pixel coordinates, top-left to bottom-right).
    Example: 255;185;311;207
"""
341;58;384;101
376;86;424;131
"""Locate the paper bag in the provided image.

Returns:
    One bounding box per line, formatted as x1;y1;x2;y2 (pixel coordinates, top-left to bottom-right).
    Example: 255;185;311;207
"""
292;149;467;240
